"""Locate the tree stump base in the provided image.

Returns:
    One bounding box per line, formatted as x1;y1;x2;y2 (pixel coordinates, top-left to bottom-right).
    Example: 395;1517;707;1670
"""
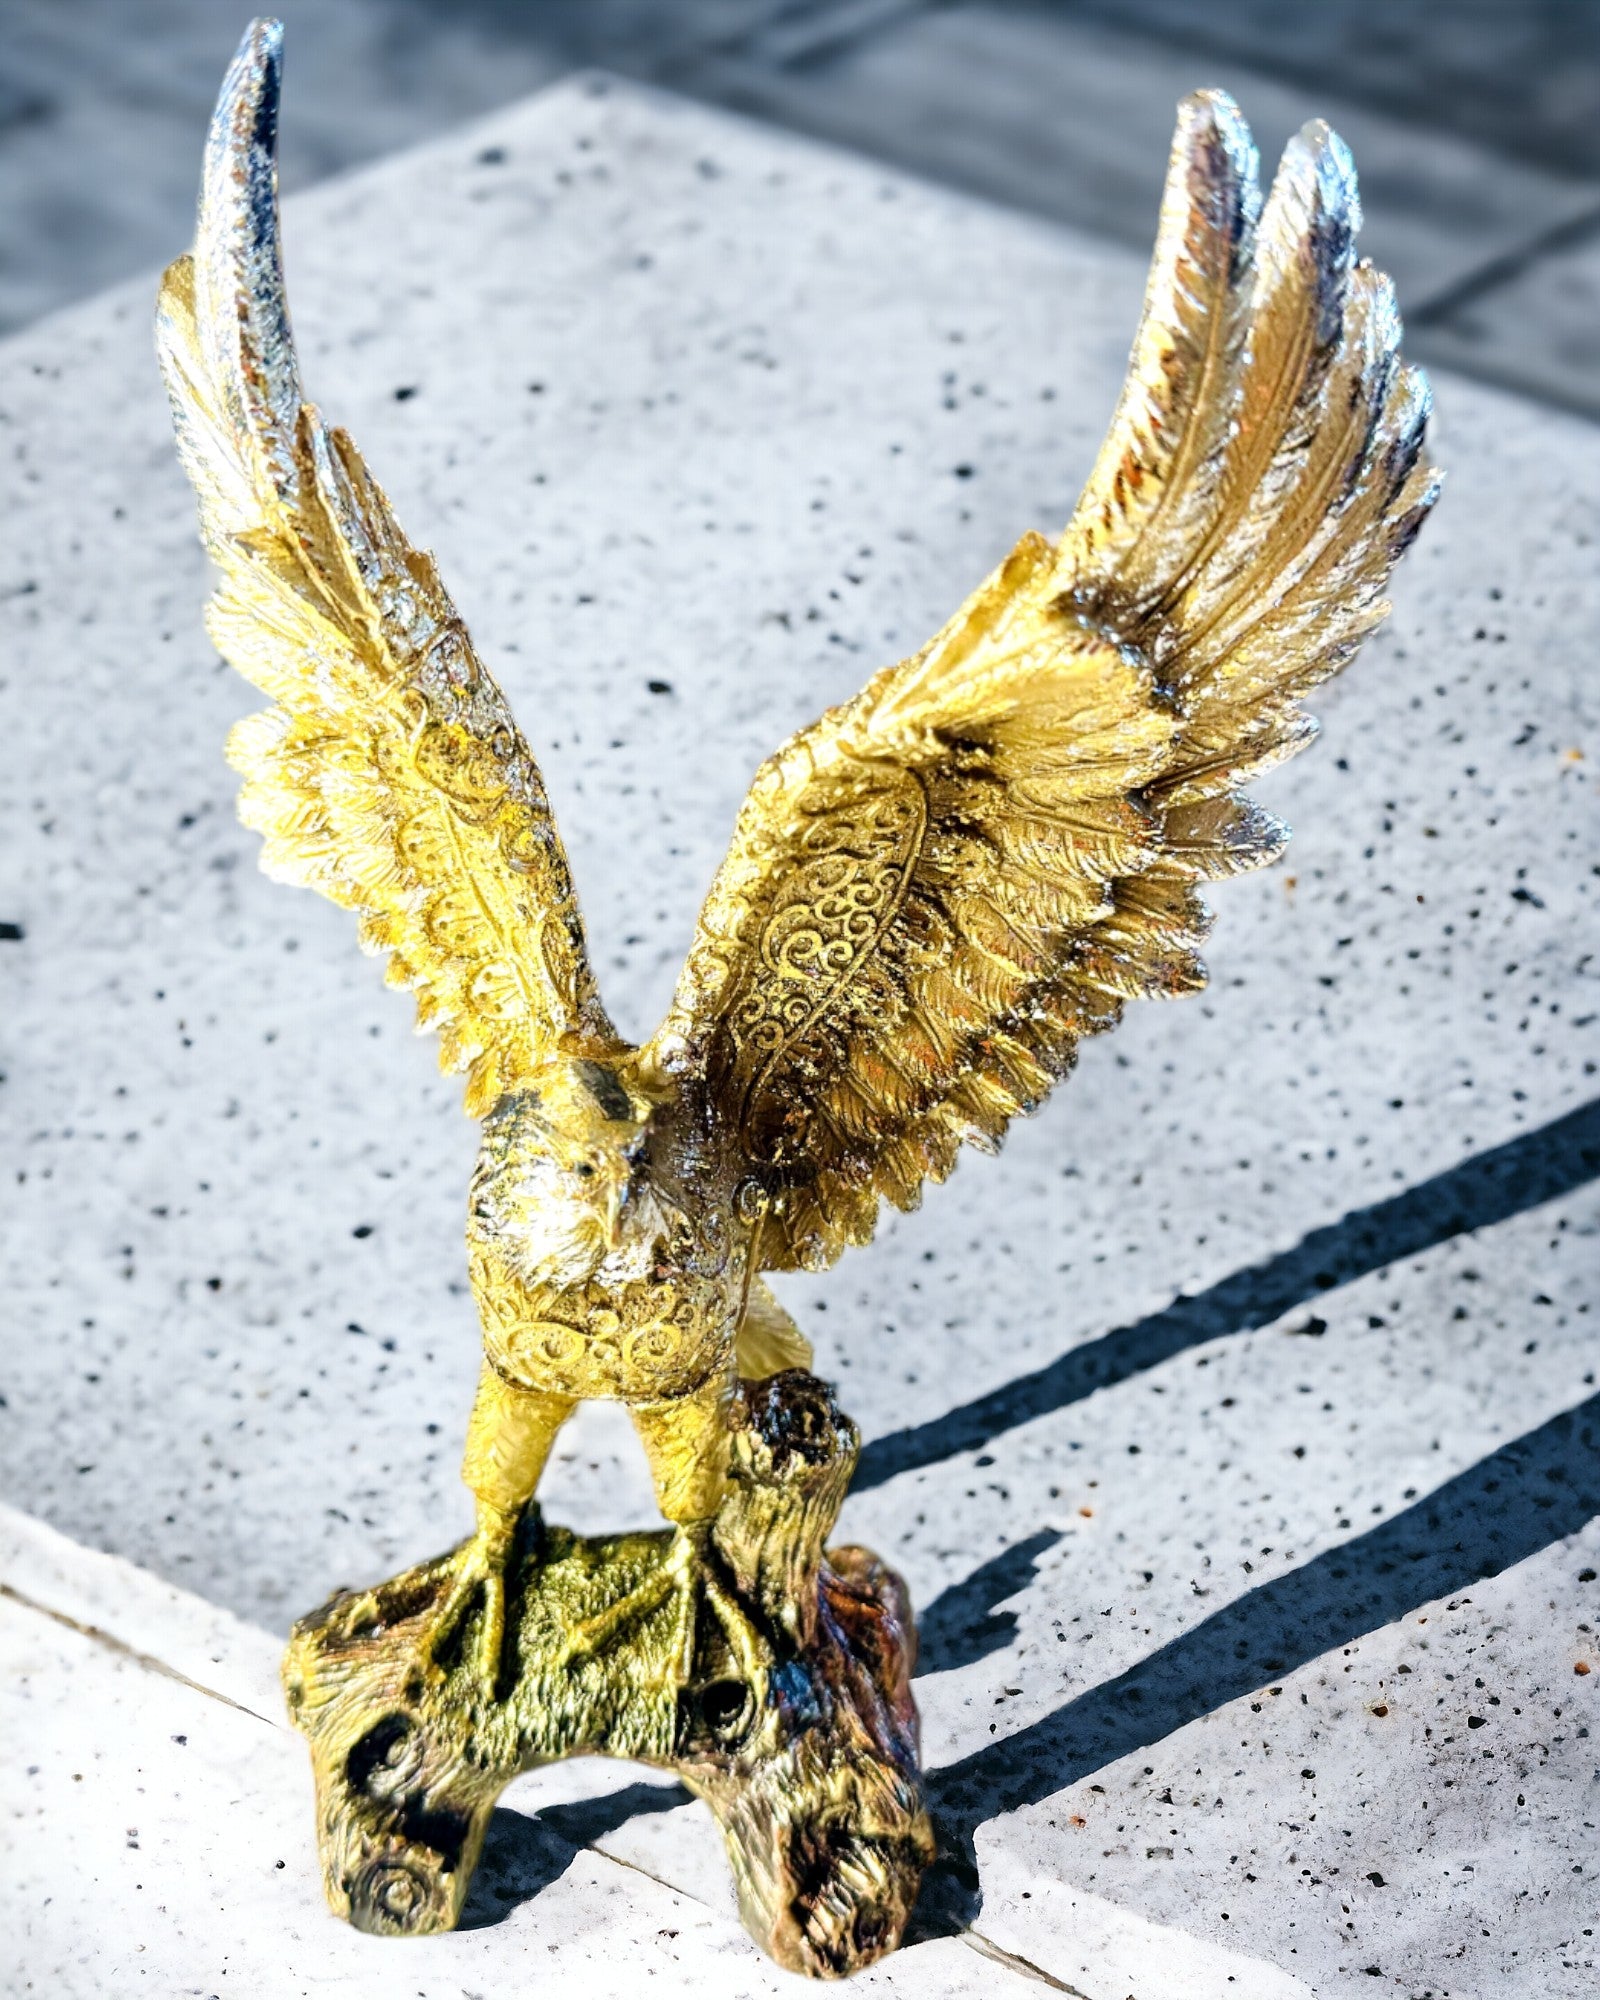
283;1371;932;1976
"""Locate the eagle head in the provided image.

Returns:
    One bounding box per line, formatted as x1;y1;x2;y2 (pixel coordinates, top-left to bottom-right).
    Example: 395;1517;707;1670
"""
468;1055;674;1288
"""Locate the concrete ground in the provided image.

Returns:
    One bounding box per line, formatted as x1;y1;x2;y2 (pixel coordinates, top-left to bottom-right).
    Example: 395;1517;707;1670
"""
3;1;1600;416
1;61;1596;1997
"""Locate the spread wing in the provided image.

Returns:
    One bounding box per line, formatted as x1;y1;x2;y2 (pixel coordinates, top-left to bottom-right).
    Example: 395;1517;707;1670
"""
649;90;1440;1272
157;21;615;1117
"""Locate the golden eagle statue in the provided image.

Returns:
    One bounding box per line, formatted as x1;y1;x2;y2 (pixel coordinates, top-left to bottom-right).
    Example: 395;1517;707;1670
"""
159;22;1438;1707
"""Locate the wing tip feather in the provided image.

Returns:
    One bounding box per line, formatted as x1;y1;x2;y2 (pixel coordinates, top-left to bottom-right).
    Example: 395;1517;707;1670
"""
1173;87;1257;185
1167;86;1261;264
195;14;300;494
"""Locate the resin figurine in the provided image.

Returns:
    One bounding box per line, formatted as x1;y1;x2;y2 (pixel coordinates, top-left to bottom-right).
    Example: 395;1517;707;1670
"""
158;18;1438;1975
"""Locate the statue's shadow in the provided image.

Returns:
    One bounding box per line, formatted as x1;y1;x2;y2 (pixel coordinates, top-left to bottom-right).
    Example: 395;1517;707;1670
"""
454;1381;1600;1940
465;1104;1600;1942
459;1780;693;1929
460;1528;1064;1936
459;1533;1058;1934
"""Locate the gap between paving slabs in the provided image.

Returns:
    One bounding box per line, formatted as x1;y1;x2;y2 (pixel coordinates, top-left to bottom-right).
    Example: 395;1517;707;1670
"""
9;1315;1599;1983
0;1504;1107;1993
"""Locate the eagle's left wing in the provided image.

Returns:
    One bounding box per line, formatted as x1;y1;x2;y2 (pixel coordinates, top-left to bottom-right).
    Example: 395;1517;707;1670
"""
158;21;616;1116
647;92;1438;1273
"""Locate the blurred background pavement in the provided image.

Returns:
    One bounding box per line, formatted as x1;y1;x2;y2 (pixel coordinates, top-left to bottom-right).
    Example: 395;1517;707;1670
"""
3;0;1599;416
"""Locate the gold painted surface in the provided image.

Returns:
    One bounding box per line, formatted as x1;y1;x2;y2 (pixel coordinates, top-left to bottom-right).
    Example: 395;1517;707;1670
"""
162;20;1438;1973
286;1371;932;1976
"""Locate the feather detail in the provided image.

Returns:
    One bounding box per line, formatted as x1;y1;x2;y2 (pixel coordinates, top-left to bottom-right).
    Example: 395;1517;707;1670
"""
157;22;615;1111
652;89;1437;1273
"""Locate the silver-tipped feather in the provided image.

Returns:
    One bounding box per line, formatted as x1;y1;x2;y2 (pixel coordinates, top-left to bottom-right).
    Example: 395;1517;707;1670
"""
193;19;302;508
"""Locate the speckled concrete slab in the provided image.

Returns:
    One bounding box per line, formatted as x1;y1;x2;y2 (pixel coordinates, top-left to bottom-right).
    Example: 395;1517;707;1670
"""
0;73;1595;1998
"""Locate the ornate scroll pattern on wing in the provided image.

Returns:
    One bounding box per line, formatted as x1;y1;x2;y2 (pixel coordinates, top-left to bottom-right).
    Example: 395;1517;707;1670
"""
653;88;1437;1273
654;531;1181;1271
714;757;928;1136
155;21;613;1118
371;616;597;1048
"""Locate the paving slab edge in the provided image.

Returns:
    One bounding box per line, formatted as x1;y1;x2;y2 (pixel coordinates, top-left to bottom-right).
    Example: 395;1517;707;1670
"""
2;1499;1324;1995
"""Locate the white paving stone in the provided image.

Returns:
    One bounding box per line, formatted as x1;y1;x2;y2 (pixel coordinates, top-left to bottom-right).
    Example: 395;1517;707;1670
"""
0;1505;1207;1997
1;1592;800;1999
0;72;1596;1997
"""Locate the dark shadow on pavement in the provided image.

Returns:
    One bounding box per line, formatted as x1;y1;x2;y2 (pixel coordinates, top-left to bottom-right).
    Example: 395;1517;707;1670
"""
914;1527;1064;1678
911;1388;1600;1935
459;1777;692;1928
461;1108;1600;1936
858;1099;1600;1492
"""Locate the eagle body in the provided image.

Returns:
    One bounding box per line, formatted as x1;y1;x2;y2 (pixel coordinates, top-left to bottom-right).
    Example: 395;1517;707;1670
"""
465;1058;759;1407
472;1258;746;1408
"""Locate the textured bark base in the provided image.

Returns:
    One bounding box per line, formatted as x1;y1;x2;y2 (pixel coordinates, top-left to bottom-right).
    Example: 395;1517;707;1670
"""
283;1371;932;1977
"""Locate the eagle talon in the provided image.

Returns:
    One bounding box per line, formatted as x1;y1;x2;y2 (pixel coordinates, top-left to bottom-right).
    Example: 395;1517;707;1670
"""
698;1561;771;1690
562;1525;770;1691
417;1511;519;1691
326;1587;384;1644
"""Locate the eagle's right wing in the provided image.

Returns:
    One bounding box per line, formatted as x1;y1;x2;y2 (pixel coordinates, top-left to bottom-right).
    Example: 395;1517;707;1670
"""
157;21;616;1116
649;91;1439;1272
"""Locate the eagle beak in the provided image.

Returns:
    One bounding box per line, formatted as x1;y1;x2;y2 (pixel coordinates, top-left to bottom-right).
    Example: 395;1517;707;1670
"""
604;1178;626;1251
